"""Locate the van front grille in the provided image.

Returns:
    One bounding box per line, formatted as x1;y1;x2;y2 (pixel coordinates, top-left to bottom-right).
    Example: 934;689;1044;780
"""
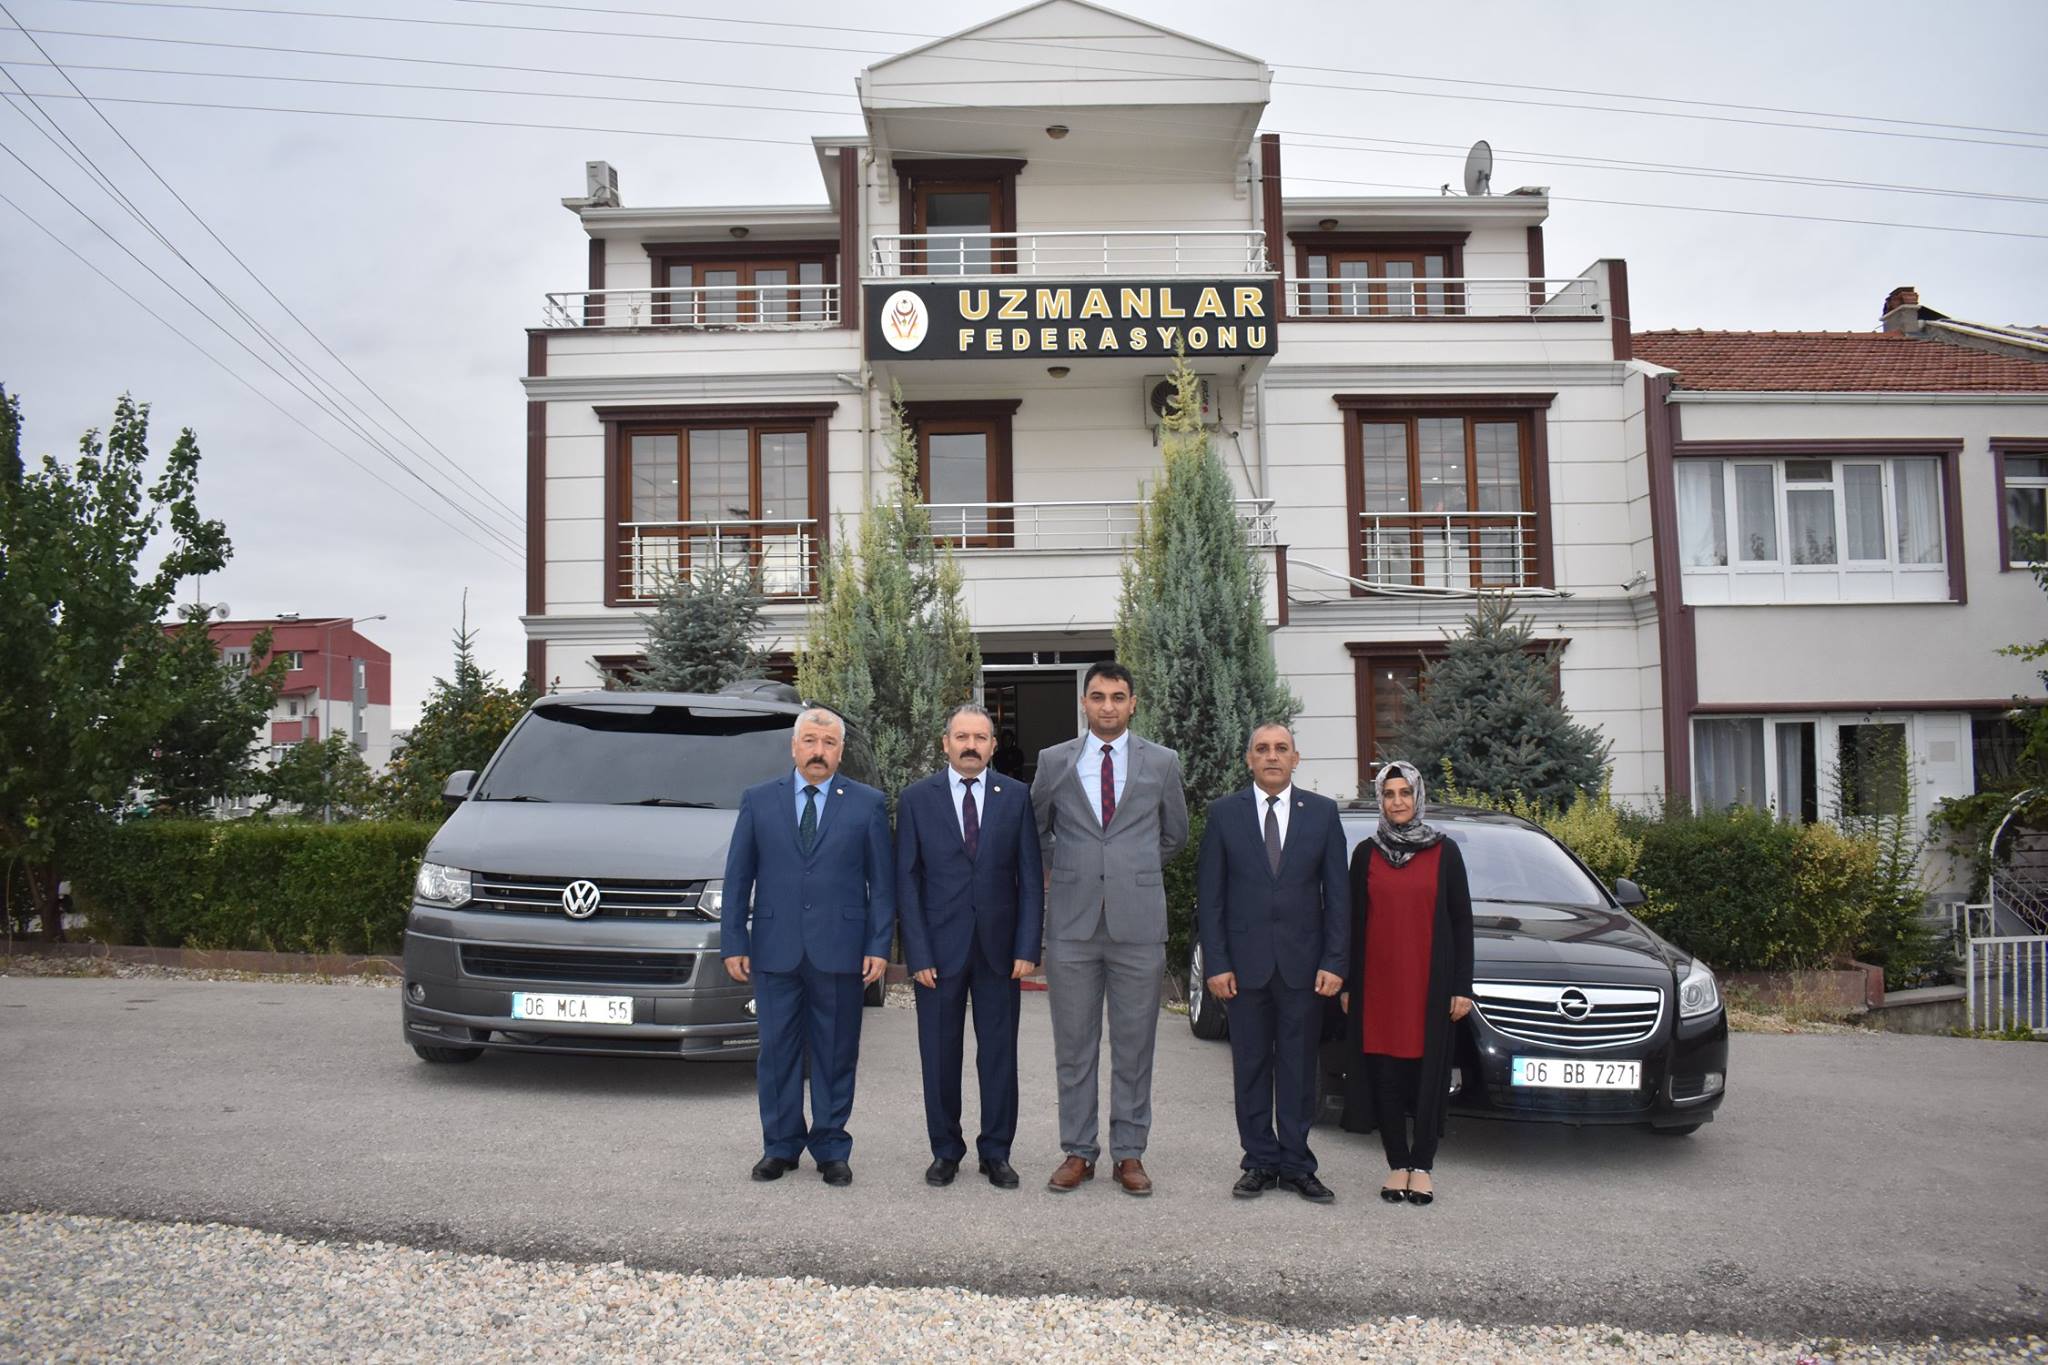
469;873;710;920
460;945;695;986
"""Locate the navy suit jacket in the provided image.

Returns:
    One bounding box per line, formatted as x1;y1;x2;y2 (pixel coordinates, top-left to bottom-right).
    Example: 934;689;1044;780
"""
1195;786;1349;990
720;773;896;975
895;768;1044;976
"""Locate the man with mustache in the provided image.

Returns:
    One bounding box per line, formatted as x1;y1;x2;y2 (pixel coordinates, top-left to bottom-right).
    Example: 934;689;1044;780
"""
895;702;1043;1189
721;707;894;1187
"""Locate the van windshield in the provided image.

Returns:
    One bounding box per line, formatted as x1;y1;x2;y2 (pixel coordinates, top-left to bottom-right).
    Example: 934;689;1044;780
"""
475;705;795;808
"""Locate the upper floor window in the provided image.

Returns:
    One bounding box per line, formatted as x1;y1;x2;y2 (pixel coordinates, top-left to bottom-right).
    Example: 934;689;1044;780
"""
223;646;250;669
644;241;837;327
903;400;1020;547
279;651;303;670
1675;453;1950;604
1294;233;1466;318
894;159;1023;277
1999;450;2047;567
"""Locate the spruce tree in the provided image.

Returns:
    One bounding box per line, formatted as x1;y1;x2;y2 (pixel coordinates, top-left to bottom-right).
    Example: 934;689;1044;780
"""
631;555;764;694
797;391;980;804
378;609;533;821
1390;593;1608;808
1115;356;1297;809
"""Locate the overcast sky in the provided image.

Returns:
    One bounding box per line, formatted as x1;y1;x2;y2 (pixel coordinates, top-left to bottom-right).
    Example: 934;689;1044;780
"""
3;0;2044;728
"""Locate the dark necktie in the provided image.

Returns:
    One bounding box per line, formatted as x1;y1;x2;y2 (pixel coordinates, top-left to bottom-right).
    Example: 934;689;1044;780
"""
961;777;979;859
1264;794;1283;875
799;784;819;854
1099;743;1116;827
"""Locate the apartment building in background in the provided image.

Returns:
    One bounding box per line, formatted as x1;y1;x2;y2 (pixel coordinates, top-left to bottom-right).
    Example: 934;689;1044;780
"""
208;616;395;774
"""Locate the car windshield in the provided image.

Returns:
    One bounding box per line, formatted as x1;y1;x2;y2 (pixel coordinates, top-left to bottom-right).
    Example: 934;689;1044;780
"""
475;704;794;808
1345;815;1607;909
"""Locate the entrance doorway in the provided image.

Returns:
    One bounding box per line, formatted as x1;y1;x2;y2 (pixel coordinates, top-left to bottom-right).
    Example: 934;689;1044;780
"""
980;665;1084;781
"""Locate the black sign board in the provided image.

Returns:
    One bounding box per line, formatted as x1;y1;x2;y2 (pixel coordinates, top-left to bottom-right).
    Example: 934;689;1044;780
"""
865;279;1277;361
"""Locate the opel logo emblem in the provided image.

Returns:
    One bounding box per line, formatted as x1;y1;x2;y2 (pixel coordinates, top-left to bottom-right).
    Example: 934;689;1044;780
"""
1557;988;1592;1020
561;880;602;919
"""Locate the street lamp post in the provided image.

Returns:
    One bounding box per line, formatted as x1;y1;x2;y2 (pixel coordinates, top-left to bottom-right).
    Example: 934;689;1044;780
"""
319;614;386;823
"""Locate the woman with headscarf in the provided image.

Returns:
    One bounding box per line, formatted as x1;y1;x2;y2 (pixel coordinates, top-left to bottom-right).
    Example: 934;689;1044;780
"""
1339;761;1474;1206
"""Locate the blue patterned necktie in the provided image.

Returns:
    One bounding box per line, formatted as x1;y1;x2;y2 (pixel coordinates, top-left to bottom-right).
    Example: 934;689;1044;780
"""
799;784;819;854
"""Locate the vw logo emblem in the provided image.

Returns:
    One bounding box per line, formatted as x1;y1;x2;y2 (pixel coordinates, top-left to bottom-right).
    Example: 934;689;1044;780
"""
1556;988;1593;1020
561;880;602;919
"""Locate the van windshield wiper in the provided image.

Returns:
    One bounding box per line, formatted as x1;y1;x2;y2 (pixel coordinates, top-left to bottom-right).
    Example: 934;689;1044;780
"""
617;797;715;808
483;794;551;802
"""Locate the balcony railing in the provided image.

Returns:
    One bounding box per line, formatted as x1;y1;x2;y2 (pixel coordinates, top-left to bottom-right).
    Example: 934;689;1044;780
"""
869;230;1271;280
618;519;820;602
544;285;840;330
1358;511;1539;592
920;498;1277;551
1290;277;1602;319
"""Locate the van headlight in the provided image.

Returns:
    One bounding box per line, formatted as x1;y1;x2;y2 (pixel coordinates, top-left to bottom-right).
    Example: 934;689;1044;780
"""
414;861;473;907
1678;959;1721;1018
698;880;723;915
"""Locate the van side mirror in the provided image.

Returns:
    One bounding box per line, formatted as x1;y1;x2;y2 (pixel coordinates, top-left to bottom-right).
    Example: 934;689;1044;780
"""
1613;877;1646;908
442;770;477;810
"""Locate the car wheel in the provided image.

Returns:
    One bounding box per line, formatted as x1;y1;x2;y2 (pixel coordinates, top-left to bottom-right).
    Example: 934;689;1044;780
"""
1651;1123;1702;1137
863;978;885;1008
1187;943;1228;1040
411;1044;484;1064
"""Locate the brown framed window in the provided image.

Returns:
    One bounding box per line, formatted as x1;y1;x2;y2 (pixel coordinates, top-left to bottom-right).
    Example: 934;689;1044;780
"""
895;159;1023;276
598;404;833;604
643;240;838;326
1995;443;2048;569
903;400;1019;547
1353;412;1536;589
1293;233;1467;317
1349;640;1563;791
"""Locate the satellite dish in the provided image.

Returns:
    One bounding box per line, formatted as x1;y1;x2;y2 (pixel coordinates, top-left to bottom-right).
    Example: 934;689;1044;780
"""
1463;140;1493;196
212;602;231;619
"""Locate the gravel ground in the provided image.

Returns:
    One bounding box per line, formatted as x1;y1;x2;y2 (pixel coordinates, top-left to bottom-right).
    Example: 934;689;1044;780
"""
1;1213;2040;1364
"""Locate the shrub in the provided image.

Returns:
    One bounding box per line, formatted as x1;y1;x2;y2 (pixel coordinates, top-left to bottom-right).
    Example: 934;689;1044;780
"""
1436;770;1643;889
71;820;437;954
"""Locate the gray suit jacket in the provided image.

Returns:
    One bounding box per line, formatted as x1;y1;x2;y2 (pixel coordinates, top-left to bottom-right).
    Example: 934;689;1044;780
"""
1031;733;1190;946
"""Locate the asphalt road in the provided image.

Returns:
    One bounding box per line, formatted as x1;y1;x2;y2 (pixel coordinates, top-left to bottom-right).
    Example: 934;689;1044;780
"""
2;976;2044;1342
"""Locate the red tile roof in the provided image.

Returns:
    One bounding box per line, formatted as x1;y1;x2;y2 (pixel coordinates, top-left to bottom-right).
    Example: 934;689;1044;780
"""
1632;330;2048;392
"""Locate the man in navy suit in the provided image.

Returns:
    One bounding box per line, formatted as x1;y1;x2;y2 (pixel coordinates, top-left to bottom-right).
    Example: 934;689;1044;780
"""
896;702;1044;1190
721;707;894;1187
1195;723;1348;1204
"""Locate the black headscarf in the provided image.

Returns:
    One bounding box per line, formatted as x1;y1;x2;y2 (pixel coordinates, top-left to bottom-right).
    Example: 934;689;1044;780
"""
1373;760;1444;868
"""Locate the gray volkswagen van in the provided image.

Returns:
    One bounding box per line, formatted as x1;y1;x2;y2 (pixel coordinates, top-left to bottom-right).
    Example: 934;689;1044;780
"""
399;683;879;1064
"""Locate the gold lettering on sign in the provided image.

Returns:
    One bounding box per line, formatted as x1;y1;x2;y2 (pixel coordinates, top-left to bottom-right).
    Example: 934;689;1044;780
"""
1129;327;1149;350
1157;325;1179;350
1080;288;1111;320
958;328;976;351
1194;287;1225;318
1040;327;1058;351
1067;327;1087;349
1246;325;1268;349
1037;288;1072;319
1097;327;1120;350
960;289;989;322
1187;326;1208;350
1216;326;1238;350
1011;328;1031;351
1120;287;1152;319
998;289;1028;321
1158;288;1185;319
986;327;1004;352
1234;286;1266;319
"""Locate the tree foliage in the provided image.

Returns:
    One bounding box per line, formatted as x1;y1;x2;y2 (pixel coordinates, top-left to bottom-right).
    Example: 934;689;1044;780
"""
139;609;288;814
1115;355;1296;810
1390;593;1608;809
377;619;532;821
0;390;237;938
797;391;979;804
264;734;379;820
631;554;764;694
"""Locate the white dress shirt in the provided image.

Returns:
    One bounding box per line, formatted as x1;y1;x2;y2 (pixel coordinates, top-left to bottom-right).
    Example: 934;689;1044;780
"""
946;765;988;838
1253;783;1294;848
1074;729;1131;824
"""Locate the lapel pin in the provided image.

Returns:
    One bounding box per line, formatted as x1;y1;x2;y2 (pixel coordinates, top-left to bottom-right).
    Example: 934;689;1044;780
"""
992;785;1002;794
835;787;845;796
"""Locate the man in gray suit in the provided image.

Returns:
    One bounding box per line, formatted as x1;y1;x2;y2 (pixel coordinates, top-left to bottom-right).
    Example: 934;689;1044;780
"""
1031;661;1189;1196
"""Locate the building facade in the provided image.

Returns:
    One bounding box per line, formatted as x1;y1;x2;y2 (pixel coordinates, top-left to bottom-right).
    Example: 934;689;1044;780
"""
209;617;395;774
521;0;1664;801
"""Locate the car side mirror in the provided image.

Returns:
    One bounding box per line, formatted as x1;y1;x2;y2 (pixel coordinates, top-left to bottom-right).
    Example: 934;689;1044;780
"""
1613;877;1646;908
441;770;477;810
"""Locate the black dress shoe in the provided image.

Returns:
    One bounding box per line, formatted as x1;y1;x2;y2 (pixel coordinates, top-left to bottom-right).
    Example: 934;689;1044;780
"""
1403;1182;1434;1206
1232;1169;1278;1198
818;1159;853;1187
1278;1172;1336;1205
751;1155;798;1182
978;1159;1020;1189
925;1158;960;1187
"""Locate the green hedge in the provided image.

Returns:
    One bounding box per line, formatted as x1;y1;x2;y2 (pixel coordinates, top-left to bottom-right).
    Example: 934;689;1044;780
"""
71;820;439;954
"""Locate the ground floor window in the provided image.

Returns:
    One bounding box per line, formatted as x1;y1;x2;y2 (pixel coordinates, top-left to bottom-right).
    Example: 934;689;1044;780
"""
1348;639;1563;791
1691;711;1969;821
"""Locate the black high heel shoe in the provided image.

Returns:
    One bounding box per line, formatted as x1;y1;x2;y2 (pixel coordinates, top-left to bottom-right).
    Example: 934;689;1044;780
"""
1379;1172;1408;1204
1402;1171;1434;1206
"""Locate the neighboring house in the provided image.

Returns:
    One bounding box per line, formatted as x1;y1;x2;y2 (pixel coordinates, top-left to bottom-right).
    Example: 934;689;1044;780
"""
521;0;1661;800
209;616;395;776
1633;309;2048;890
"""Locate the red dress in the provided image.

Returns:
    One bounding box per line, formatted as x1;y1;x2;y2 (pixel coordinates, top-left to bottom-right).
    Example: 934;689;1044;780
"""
1360;843;1441;1059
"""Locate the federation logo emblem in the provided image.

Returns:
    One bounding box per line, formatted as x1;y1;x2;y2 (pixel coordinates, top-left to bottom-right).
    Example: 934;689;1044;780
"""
561;879;602;919
1556;987;1593;1020
880;290;928;352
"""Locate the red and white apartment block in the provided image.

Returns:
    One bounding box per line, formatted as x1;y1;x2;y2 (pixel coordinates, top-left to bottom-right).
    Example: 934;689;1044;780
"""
207;617;395;775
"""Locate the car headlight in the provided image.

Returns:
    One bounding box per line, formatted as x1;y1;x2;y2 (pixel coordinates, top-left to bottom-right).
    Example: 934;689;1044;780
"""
1678;958;1720;1018
698;880;723;916
414;861;473;907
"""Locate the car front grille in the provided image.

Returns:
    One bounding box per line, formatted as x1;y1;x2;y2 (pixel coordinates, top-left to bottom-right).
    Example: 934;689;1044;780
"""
468;873;711;920
459;945;696;986
1473;981;1664;1051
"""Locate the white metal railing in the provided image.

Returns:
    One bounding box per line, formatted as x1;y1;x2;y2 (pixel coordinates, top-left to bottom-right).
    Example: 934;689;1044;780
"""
543;285;840;329
1992;870;2048;936
917;498;1277;551
868;230;1270;279
1358;511;1539;591
1289;276;1602;319
618;519;819;601
1967;935;2048;1035
1947;900;1995;943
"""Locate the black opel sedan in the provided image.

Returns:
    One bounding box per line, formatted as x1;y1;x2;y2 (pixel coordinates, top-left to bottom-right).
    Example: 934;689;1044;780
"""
1186;804;1728;1135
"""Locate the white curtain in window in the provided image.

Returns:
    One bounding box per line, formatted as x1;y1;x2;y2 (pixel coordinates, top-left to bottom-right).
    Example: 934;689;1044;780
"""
1676;460;1727;567
1774;721;1810;823
1735;464;1778;562
1695;718;1765;810
1894;458;1944;564
1843;464;1887;561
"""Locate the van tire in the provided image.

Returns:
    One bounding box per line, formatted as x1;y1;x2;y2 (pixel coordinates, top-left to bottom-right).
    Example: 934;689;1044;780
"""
412;1044;485;1064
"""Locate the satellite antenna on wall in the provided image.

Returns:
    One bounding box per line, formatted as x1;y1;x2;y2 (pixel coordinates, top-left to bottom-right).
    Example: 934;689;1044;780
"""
1463;140;1494;197
212;603;230;619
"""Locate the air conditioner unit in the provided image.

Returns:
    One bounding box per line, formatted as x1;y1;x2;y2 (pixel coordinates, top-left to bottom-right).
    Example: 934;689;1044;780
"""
1141;375;1217;429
